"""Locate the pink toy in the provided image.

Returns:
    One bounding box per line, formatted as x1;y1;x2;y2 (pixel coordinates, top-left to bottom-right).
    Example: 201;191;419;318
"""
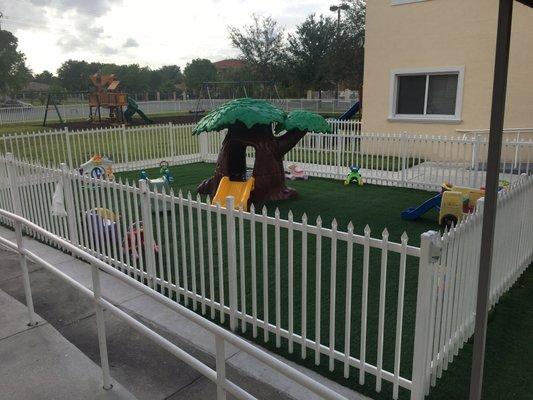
285;164;308;180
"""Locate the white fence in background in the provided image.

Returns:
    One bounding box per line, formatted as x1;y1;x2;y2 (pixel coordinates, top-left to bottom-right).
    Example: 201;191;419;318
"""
204;126;532;190
0;99;357;125
1;121;531;191
0;123;201;172
1;154;531;400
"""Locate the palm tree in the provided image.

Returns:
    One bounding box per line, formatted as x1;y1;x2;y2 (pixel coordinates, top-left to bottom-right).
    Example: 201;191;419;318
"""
193;98;331;202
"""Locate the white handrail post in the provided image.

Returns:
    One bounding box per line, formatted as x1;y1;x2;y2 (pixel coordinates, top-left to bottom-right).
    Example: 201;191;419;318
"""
90;263;113;390
225;196;238;331
15;220;38;326
215;335;227;400
139;179;156;289
6;153;37;326
60;163;79;246
411;230;440;400
122;125;129;169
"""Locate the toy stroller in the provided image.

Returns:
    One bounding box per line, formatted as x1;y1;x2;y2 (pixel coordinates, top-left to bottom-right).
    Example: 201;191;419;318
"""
285;164;308;180
344;165;364;186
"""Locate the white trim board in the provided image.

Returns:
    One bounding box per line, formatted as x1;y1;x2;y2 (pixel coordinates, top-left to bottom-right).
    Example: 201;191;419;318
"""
388;66;465;123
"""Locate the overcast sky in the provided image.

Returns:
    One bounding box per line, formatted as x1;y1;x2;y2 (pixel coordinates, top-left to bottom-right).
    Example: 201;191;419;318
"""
1;0;335;74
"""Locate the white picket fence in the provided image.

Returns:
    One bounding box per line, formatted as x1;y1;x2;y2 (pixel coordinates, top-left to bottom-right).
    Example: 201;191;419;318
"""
203;127;533;190
0;99;357;125
0;154;531;400
0;123;201;172
410;174;533;398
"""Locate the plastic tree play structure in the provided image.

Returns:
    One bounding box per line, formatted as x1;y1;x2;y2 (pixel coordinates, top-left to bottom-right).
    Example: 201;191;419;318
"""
193;98;331;206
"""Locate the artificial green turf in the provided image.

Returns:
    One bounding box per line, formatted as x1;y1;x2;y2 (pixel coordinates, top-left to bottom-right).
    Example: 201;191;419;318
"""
115;162;531;400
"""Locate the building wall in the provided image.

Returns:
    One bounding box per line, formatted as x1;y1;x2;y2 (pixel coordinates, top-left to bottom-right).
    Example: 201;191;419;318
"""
362;0;533;135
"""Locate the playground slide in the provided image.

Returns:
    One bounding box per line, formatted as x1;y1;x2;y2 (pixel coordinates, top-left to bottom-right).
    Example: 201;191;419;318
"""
135;108;154;124
338;101;361;120
125;97;154;124
213;176;255;210
401;193;442;220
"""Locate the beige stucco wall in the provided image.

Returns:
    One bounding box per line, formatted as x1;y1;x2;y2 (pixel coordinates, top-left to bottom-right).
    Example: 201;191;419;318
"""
362;0;533;135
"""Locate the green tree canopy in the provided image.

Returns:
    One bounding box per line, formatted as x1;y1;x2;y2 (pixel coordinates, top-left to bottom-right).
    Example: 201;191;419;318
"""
228;15;286;81
278;110;331;133
193;98;285;134
193;98;331;135
286;14;337;93
0;30;32;94
183;59;217;96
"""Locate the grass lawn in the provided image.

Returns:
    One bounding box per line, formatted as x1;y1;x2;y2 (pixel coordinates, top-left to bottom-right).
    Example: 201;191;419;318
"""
114;162;532;400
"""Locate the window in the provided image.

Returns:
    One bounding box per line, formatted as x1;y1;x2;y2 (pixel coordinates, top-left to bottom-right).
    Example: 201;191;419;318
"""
389;67;464;122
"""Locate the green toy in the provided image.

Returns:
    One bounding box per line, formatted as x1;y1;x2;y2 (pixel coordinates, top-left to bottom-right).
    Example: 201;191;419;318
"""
344;165;364;186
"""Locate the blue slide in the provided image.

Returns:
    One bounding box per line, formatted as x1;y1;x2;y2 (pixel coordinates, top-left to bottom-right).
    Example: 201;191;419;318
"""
338;101;361;120
401;193;442;221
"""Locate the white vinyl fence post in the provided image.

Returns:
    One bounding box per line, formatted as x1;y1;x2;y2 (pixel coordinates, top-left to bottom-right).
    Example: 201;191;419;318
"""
139;179;157;289
401;132;408;186
6;153;37;326
471;134;481;188
225;196;238;331
199;133;208;162
411;230;441;400
60;163;79;245
64;127;73;167
122;125;129;169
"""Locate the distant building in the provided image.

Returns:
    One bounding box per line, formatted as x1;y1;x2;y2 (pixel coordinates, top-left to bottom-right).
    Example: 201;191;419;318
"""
213;59;245;75
362;0;533;135
21;82;51;92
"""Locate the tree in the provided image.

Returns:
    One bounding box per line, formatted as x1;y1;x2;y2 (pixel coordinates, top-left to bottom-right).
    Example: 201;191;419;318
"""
342;0;366;88
57;60;93;92
150;65;182;92
286;14;337;94
194;98;330;203
183;59;217;96
228;15;286;81
0;30;32;94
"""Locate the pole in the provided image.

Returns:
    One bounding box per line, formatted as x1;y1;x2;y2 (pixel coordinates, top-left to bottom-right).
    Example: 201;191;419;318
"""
469;1;513;399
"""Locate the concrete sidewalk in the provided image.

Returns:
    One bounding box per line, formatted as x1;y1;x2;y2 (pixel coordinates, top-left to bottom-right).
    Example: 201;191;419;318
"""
0;288;135;400
0;225;369;400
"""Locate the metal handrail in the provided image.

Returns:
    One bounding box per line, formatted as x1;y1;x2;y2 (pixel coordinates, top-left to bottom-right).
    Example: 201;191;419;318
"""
0;208;347;400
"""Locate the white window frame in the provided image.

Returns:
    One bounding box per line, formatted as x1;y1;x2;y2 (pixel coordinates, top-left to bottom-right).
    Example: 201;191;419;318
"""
388;66;465;123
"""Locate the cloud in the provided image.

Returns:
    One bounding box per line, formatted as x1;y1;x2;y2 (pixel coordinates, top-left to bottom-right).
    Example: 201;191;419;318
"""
123;38;139;48
55;20;120;56
29;0;122;17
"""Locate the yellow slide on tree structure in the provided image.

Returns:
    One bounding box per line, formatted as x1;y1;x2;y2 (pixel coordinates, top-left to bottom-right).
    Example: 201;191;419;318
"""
212;176;255;211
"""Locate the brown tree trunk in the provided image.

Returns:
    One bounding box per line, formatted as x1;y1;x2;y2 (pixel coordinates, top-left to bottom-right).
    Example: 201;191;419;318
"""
197;123;306;204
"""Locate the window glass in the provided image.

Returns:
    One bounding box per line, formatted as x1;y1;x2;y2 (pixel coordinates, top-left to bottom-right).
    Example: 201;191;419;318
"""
396;75;426;115
427;74;458;115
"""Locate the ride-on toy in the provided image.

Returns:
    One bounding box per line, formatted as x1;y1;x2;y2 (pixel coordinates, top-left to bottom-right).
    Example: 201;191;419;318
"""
139;161;174;190
79;154;114;179
285;164;308;180
344;165;364;186
401;182;485;227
